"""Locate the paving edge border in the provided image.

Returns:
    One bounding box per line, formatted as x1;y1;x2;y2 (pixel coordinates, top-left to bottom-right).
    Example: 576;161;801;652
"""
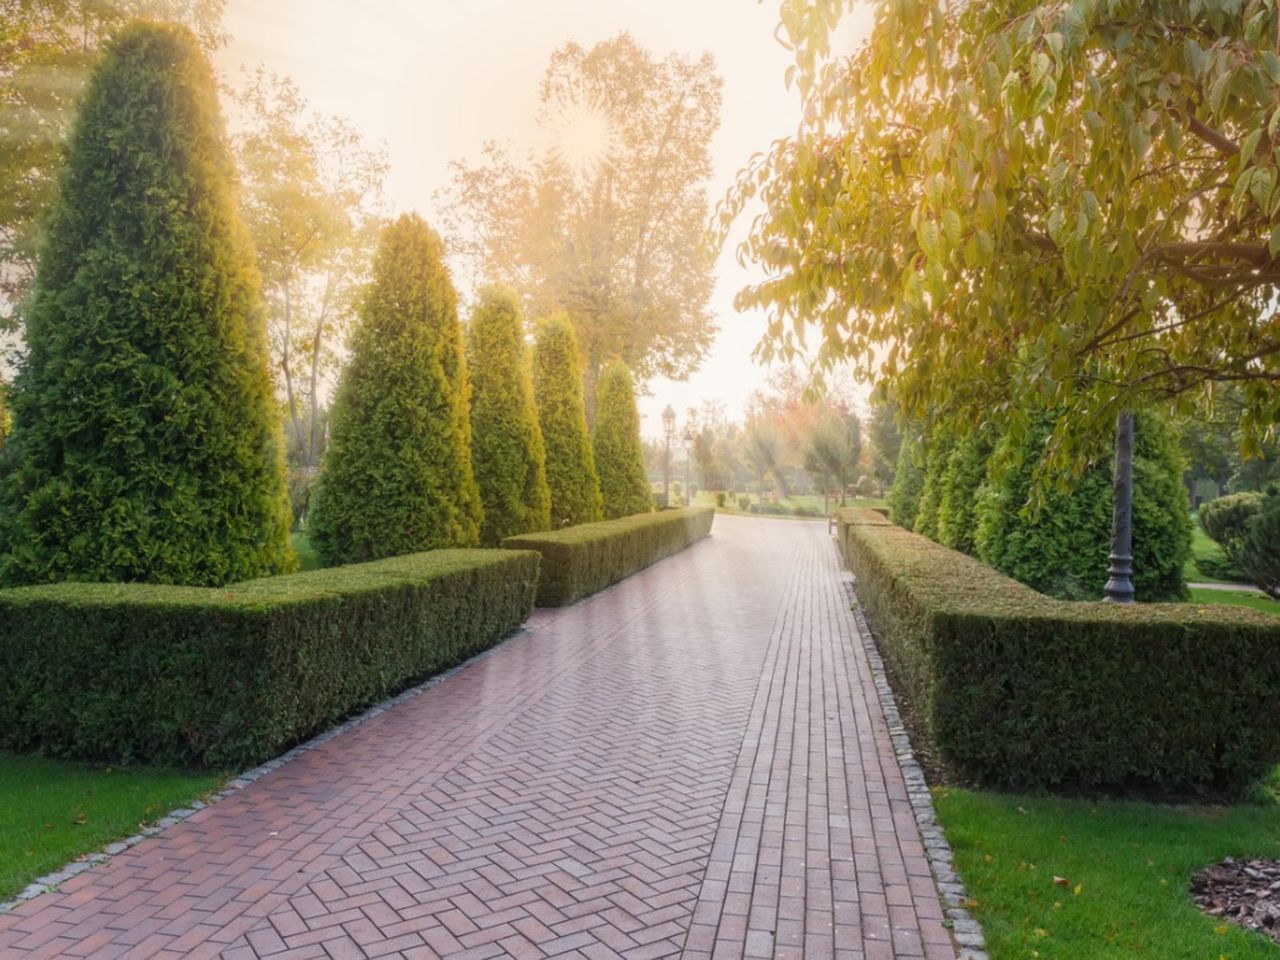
842;572;991;960
0;626;529;915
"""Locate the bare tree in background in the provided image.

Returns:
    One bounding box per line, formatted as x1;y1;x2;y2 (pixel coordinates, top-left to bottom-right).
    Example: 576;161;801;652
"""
439;33;722;419
231;69;388;466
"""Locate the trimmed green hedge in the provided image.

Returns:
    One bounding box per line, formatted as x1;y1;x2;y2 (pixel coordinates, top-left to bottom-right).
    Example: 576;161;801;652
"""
836;508;1280;795
0;550;539;768
504;507;714;606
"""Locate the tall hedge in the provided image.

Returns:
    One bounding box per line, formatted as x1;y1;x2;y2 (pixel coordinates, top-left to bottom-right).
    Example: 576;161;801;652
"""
913;428;956;541
936;429;991;555
841;508;1280;795
533;314;603;527
0;23;291;587
888;429;925;529
309;214;481;564
974;412;1190;601
467;286;551;545
592;361;652;519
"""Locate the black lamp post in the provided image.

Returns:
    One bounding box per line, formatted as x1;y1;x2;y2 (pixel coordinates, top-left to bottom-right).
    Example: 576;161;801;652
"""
1104;411;1136;603
662;405;676;509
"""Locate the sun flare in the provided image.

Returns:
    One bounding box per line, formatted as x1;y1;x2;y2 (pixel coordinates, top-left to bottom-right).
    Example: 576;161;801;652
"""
546;101;614;172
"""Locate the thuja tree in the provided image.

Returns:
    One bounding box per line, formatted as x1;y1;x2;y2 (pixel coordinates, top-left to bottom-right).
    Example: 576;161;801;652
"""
592;361;652;519
887;430;924;529
974;412;1190;601
533;314;603;527
0;23;292;586
309;214;481;563
912;428;956;541
467;286;551;545
936;429;993;555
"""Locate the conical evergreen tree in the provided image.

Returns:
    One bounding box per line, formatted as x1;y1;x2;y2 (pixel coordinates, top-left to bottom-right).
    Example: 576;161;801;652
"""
309;214;481;564
533;314;603;527
888;429;925;529
592;361;652;519
467;286;550;545
0;23;292;586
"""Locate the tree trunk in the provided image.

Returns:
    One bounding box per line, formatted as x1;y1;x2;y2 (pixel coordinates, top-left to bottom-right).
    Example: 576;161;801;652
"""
305;272;337;468
1104;411;1136;603
280;277;306;458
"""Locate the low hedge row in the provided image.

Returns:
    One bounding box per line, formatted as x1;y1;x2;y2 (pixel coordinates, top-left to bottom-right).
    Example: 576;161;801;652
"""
504;507;714;606
836;507;1280;795
0;549;539;768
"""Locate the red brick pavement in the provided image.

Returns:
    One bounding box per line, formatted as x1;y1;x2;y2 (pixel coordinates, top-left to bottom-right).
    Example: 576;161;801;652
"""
0;516;956;959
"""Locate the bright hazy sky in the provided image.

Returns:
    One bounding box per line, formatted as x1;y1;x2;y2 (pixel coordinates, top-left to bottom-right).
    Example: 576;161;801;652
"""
215;0;872;438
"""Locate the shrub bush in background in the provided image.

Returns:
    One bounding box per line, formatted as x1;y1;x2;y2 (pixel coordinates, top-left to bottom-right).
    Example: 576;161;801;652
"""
1202;488;1280;595
1240;487;1280;595
716;492;727;507
888;430;924;529
309;215;482;565
504;507;713;606
0;23;292;587
591;361;652;519
467;286;551;545
840;509;1280;795
533;314;604;527
1201;492;1263;566
737;494;751;510
0;549;538;767
912;428;956;540
856;474;877;498
974;412;1189;601
936;430;991;555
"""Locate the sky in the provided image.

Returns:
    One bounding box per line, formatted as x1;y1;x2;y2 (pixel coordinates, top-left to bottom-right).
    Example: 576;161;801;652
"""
215;0;873;439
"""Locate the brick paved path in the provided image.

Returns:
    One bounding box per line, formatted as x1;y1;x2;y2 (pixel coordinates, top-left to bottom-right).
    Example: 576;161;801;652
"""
0;516;955;960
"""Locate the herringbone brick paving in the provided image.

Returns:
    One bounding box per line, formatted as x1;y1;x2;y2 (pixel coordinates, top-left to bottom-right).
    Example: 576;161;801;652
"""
0;516;956;959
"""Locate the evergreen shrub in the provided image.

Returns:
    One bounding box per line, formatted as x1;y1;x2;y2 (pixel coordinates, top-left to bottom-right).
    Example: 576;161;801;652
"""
532;314;603;527
913;429;955;540
935;430;991;555
309;214;481;565
888;431;924;529
0;23;292;586
467;286;551;545
974;413;1190;601
591;361;652;519
1203;489;1280;595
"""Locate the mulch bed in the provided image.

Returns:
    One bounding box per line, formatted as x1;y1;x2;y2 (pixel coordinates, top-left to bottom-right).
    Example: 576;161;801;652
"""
1192;857;1280;943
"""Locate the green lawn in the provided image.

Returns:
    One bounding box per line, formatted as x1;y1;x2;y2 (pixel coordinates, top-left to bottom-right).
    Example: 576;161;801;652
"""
291;529;321;571
935;787;1280;959
1186;586;1280;617
0;753;222;900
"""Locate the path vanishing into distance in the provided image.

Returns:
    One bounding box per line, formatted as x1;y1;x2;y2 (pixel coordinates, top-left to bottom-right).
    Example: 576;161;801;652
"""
0;515;958;960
